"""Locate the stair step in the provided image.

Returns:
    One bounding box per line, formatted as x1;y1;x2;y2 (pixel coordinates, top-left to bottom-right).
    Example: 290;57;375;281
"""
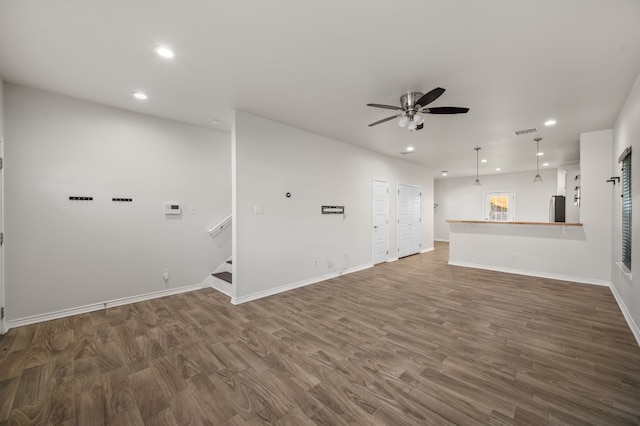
226;260;232;264
212;271;232;283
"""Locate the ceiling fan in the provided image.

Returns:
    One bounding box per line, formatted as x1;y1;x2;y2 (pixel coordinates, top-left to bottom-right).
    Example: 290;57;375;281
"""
367;87;469;131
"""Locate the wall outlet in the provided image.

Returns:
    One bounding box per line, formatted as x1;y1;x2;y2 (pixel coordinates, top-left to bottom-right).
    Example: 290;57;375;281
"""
162;268;169;280
511;253;518;261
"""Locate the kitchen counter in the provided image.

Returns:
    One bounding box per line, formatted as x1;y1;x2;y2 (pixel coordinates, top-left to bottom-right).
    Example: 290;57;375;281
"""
446;220;582;226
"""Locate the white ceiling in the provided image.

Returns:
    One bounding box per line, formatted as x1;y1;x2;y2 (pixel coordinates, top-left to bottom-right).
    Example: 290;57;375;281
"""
1;0;639;179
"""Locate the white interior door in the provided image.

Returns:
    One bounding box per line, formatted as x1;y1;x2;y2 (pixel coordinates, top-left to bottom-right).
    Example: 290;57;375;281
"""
397;184;421;258
372;179;389;264
0;137;4;334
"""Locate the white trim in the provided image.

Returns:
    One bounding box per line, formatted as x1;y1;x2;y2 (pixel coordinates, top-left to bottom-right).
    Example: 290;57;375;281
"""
204;274;233;297
483;190;516;222
421;246;434;253
448;261;611;287
616;261;632;281
434;238;450;242
5;283;202;331
231;263;372;305
609;283;640;348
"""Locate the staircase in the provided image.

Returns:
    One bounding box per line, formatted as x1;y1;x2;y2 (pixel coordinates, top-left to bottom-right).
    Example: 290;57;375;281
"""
212;260;232;283
207;215;233;296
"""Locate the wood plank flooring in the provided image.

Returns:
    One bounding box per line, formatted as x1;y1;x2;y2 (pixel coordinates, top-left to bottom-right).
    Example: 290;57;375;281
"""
1;241;639;425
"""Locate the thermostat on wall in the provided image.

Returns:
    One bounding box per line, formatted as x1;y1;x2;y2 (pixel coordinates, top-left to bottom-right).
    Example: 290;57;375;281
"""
164;203;182;215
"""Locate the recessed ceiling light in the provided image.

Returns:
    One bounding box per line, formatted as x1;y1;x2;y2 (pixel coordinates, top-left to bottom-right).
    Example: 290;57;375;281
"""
495;168;501;171
406;146;414;152
537;152;544;156
441;171;448;176
481;159;487;163
544;119;557;126
543;162;550;167
156;46;175;59
132;91;148;100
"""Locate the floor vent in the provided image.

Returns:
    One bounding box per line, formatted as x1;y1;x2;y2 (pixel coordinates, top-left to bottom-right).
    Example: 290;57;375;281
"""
513;128;538;136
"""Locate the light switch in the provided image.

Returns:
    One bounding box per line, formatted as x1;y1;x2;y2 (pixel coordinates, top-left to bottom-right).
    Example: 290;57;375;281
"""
254;205;264;215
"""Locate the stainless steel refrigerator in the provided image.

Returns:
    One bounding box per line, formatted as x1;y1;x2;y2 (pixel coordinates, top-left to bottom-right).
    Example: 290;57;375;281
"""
549;195;566;222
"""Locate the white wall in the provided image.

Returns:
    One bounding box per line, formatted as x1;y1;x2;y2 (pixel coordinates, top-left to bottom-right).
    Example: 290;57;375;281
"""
0;78;4;136
5;84;231;321
563;164;581;224
233;111;433;302
434;168;557;241
611;72;640;342
579;129;613;281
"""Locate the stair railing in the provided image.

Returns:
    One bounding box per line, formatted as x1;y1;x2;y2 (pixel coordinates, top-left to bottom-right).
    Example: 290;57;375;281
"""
208;214;231;238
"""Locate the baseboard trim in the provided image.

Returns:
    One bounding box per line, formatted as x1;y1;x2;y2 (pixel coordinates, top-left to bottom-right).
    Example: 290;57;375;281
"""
5;284;203;331
434;239;450;242
448;261;611;287
609;284;640;348
421;247;435;253
231;263;372;305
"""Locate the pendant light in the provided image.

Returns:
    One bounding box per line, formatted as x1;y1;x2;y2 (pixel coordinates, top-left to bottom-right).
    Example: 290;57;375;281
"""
473;147;481;186
533;138;543;182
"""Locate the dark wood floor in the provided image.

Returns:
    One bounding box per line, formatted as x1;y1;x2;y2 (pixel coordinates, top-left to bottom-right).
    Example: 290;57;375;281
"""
1;242;639;425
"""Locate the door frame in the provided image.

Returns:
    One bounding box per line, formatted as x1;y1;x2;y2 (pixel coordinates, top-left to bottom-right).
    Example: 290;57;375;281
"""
372;178;389;265
397;183;422;258
0;136;4;334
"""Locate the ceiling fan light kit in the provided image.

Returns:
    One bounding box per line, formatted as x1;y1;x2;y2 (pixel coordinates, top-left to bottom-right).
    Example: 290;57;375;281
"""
367;87;469;132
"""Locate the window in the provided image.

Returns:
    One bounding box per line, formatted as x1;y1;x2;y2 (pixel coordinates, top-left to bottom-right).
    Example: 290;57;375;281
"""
620;147;632;271
484;191;515;222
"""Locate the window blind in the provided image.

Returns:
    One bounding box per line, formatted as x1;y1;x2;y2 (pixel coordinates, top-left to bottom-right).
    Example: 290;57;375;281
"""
620;147;632;270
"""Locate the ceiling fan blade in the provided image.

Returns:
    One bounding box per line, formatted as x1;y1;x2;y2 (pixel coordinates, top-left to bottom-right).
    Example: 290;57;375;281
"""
415;87;445;108
424;106;469;114
368;114;402;127
367;103;403;110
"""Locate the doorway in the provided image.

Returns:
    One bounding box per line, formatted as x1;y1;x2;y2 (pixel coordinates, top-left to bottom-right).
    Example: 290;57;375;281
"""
397;183;421;258
372;179;389;265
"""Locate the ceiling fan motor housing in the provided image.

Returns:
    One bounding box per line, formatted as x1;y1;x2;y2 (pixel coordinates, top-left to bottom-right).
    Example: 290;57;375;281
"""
400;92;424;114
